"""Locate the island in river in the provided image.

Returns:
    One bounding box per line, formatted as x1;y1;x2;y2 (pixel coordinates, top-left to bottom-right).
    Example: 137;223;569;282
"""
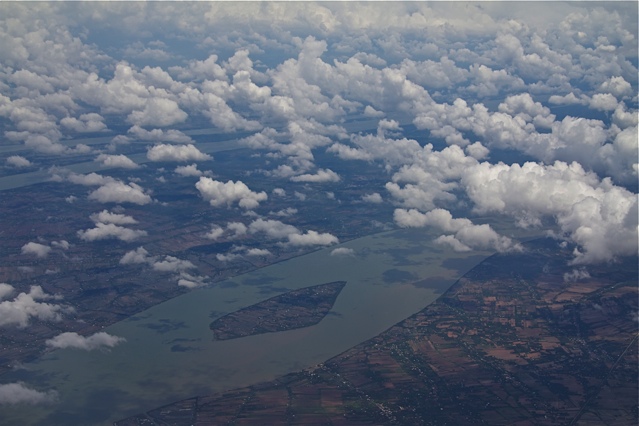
210;281;347;340
116;238;638;425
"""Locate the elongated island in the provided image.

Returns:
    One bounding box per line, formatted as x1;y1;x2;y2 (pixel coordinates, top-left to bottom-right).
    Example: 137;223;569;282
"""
210;280;347;340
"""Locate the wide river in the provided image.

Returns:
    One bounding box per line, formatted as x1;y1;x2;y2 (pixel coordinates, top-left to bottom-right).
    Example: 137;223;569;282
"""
0;227;492;425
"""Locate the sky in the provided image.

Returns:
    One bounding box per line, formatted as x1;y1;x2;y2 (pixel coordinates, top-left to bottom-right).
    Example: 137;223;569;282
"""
0;1;637;405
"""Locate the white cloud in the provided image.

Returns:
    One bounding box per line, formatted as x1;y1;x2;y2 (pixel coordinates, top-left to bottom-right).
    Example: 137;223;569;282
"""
152;256;195;272
88;181;152;205
46;332;126;351
60;113;107;133
245;248;271;256
461;161;638;263
227;222;248;236
0;286;72;328
6;155;31;167
394;208;519;253
77;223;147;242
51;240;69;250
563;268;591;282
205;225;224;240
127;98;187;127
119;247;151;265
290;168;340;183
0;283;14;300
147;144;211;162
128;125;193;144
331;247;355;256
196;177;267;209
89;210;138;225
0;383;57;405
66;172;115;186
249;218;299;239
21;242;51;258
361;193;383;203
288;230;339;246
95;153;139;169
174;163;205;177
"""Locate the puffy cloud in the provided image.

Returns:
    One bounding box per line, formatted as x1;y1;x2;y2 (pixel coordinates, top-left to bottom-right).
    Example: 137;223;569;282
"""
195;178;267;209
0;286;72;328
21;242;51;258
46;332;126;351
177;272;208;288
127;98;187;127
331;247;355;256
89;210;137;225
245;248;271;256
227;222;248;236
51;240;69;250
77;223;147;242
60;113;107;133
127;125;193;144
361;193;383;203
95;154;139;169
287;230;339;246
563;268;591;282
147;144;211;162
88;181;152;205
66;172;115;186
394;208;519;253
249;218;300;239
0;383;57;405
204;226;224;240
0;283;14;300
119;247;150;265
151;256;195;272
174;164;205;177
290;168;340;183
461;161;638;263
6;155;31;167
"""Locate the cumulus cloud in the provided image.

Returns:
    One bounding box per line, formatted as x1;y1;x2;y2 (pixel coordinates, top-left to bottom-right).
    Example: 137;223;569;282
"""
127;98;187;127
6;155;31;167
0;285;72;328
245;248;271;256
88;181;152;205
0;383;57;405
361;193;383;203
128;125;193;144
89;210;137;225
205;225;224;240
77;223;147;242
461;161;638;263
394;208;519;253
119;247;151;265
21;242;51;258
60;113;107;133
151;256;195;272
287;230;339;246
290;168;340;183
147;144;211;162
46;332;126;351
196;177;267;209
331;247;355;256
95;153;139;169
174;163;207;177
249;218;300;239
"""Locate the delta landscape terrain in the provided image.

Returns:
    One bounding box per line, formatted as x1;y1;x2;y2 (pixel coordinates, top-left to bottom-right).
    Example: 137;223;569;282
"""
0;2;637;425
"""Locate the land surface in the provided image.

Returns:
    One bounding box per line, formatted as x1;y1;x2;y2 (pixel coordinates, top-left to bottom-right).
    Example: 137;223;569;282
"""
116;238;638;425
210;281;347;340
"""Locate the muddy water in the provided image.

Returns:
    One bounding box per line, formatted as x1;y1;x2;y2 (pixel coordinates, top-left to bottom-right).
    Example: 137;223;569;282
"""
0;227;492;425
